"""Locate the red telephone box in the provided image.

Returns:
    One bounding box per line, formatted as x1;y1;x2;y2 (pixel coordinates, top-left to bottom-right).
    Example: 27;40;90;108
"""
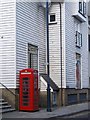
19;68;39;111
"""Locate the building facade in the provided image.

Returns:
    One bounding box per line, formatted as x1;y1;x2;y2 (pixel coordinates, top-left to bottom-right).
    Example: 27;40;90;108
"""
40;0;89;107
0;0;89;109
0;0;47;108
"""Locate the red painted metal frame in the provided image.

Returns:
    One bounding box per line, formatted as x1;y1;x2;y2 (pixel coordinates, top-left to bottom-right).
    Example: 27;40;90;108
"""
19;68;39;111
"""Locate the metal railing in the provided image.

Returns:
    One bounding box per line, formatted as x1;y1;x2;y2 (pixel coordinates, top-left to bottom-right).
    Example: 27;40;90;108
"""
0;82;16;96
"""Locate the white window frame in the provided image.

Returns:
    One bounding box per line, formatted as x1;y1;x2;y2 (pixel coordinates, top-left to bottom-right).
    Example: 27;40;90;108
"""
28;43;38;70
79;1;86;17
49;13;57;24
76;31;82;48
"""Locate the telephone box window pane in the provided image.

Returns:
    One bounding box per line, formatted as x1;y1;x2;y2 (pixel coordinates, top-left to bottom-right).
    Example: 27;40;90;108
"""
23;92;28;95
23;103;28;106
50;15;55;22
23;96;28;98
23;78;29;81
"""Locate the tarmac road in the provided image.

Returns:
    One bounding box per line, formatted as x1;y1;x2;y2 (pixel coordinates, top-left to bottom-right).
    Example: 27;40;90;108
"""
50;111;90;120
2;111;90;120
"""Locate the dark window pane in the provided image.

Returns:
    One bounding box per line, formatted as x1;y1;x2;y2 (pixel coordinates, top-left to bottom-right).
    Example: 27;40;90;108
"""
23;78;29;81
50;15;55;22
79;2;82;12
68;94;77;104
83;2;86;16
89;35;90;51
79;93;87;102
23;103;28;106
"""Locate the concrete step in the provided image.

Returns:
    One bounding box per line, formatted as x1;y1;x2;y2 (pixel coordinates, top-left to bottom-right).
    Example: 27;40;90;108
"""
0;102;8;106
0;98;15;113
0;105;11;109
0;99;4;102
2;108;15;113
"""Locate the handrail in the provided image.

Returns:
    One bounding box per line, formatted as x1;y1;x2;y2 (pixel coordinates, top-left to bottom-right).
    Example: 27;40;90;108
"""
0;82;16;96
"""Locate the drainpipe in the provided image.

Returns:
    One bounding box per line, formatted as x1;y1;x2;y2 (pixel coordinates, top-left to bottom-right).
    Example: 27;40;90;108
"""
46;0;51;112
59;2;63;106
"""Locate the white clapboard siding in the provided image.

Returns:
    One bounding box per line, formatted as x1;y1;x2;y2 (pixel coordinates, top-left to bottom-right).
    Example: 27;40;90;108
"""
65;2;88;88
0;0;16;88
16;2;46;88
49;3;66;88
81;22;89;88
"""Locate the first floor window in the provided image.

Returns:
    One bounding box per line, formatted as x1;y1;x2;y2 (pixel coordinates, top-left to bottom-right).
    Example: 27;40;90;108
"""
76;31;82;48
89;77;90;88
28;44;38;70
76;53;81;89
88;35;90;51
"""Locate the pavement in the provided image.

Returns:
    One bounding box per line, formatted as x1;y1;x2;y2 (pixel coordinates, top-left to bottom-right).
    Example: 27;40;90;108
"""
2;102;90;119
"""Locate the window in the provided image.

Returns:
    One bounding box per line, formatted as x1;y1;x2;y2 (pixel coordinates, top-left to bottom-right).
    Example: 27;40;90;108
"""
76;31;82;47
88;35;90;51
52;91;57;105
83;2;86;16
89;77;90;88
88;20;90;25
75;21;82;48
79;2;82;12
68;94;77;104
28;44;38;70
79;1;86;17
76;53;81;89
49;14;56;23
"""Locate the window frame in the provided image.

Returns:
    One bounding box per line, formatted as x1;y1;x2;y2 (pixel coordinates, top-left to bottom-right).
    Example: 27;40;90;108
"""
78;1;86;17
76;31;82;48
79;2;82;13
83;2;86;16
52;91;57;105
28;43;38;70
88;35;90;51
49;13;57;24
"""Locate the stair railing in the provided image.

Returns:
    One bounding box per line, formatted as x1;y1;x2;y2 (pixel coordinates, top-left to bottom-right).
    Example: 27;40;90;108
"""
0;82;16;96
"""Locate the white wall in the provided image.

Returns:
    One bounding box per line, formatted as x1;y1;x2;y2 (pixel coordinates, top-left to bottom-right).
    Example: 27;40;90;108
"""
16;1;46;88
0;0;16;88
49;3;66;88
65;2;88;88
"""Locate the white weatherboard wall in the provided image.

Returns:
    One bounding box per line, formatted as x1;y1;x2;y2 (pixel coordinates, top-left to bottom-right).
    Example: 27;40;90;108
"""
65;2;88;88
0;0;16;88
0;1;46;88
16;2;46;87
49;3;66;88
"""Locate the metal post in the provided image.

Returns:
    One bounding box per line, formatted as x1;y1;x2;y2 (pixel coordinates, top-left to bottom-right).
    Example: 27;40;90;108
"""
46;0;51;112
